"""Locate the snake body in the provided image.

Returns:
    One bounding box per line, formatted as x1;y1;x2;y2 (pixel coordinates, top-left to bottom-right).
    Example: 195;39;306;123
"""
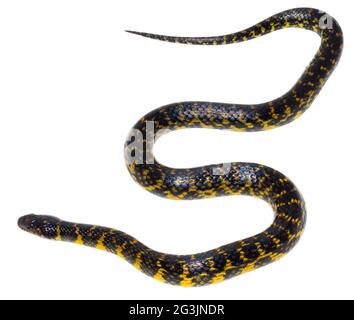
18;8;343;286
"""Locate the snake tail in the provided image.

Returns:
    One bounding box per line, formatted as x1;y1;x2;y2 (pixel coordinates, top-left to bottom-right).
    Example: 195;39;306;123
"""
19;8;343;286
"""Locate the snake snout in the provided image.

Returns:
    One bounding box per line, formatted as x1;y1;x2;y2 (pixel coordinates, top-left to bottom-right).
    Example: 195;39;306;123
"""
18;214;38;232
18;214;61;238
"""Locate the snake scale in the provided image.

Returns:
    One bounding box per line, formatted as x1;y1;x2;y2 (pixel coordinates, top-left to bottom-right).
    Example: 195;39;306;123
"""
18;8;343;286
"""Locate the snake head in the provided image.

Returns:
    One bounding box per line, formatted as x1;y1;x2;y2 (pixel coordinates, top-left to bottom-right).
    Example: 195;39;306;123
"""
18;214;61;239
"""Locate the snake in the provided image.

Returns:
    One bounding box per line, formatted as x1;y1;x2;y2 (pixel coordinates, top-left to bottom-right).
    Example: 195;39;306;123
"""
18;8;343;286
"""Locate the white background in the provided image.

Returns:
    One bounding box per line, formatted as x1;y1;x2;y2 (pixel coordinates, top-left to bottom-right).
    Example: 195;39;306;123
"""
0;0;352;300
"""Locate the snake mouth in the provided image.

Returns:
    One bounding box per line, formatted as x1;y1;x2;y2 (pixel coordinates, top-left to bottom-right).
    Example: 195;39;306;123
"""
18;214;38;232
18;214;61;237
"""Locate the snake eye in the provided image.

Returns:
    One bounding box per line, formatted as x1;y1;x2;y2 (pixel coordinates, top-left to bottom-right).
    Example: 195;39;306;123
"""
18;214;60;237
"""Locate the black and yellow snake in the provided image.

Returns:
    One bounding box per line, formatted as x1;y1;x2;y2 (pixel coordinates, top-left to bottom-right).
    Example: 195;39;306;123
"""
18;8;343;286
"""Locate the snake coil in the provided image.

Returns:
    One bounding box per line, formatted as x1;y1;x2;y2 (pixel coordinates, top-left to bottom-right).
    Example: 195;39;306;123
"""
19;8;343;286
